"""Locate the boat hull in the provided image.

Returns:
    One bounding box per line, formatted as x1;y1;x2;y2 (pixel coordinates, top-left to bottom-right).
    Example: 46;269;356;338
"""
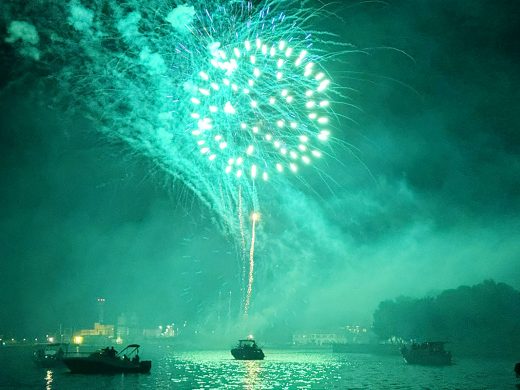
33;357;64;368
62;357;151;374
231;348;265;360
401;347;452;366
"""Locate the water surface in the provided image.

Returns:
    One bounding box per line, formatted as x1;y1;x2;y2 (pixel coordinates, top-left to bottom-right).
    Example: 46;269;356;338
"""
0;347;517;389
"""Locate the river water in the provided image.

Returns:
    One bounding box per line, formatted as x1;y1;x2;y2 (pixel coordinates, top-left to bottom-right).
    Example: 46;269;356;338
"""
0;346;518;389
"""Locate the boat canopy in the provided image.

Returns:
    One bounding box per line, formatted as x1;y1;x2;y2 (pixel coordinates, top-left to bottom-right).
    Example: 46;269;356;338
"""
117;344;141;356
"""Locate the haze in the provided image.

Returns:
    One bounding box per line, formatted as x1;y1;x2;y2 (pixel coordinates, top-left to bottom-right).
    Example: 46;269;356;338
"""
1;1;518;344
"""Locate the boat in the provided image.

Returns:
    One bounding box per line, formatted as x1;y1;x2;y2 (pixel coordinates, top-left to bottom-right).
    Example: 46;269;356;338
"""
33;343;68;368
400;341;452;366
231;339;265;360
62;344;151;373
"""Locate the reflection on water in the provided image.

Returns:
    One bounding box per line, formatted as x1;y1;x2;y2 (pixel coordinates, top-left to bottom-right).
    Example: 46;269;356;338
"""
45;369;53;390
156;349;343;388
244;360;261;389
0;347;517;389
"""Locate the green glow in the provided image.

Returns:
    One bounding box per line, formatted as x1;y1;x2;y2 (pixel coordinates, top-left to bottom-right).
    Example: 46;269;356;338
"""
4;0;349;242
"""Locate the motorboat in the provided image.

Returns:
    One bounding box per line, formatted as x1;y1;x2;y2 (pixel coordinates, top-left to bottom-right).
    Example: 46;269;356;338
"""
231;339;265;360
62;344;151;373
33;343;68;368
400;341;452;366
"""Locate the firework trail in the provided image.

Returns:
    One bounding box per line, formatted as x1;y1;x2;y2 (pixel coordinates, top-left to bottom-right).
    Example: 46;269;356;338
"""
2;0;350;314
238;186;247;306
244;211;260;315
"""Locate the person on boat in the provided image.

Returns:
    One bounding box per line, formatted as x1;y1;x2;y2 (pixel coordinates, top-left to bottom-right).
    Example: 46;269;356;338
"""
109;346;116;357
132;354;140;364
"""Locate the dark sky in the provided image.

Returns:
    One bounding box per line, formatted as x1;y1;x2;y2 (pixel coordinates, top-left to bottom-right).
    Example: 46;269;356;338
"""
1;1;519;340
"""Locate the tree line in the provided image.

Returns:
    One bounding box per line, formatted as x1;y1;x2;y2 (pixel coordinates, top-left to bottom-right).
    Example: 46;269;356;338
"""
372;280;520;356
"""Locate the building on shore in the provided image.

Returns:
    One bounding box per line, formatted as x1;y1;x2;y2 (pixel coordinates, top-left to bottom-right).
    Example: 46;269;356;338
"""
73;322;115;346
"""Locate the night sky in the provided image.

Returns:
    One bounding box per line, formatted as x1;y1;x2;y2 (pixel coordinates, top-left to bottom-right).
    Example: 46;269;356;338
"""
1;1;519;340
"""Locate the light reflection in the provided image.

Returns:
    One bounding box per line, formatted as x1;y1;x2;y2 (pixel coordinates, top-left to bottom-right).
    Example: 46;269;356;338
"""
45;370;53;390
244;360;262;390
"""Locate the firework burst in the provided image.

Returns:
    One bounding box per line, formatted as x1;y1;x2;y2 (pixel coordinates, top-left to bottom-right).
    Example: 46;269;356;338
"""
2;0;350;313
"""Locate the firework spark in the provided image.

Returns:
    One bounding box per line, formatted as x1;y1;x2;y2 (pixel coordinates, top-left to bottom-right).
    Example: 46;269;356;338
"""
2;0;348;315
244;211;260;315
188;36;331;181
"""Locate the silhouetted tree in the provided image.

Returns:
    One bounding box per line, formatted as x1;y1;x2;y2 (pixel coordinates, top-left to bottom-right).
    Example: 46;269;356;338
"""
372;280;520;356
